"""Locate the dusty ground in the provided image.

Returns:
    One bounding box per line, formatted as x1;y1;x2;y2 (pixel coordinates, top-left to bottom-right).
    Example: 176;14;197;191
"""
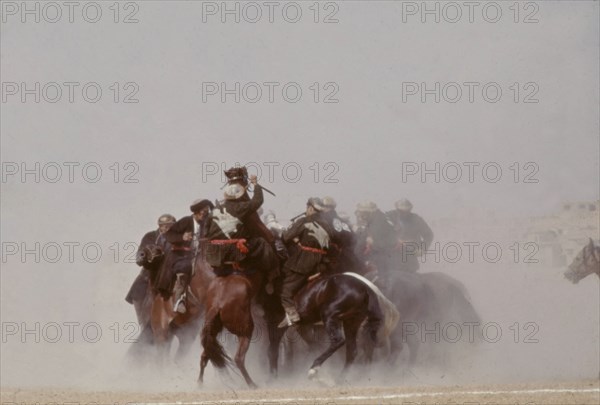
2;379;599;404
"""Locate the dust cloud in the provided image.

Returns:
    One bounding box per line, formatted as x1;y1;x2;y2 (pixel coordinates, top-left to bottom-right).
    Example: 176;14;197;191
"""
1;0;598;396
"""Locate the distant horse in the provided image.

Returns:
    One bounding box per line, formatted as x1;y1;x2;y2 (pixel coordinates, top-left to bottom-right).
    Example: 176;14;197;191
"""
139;243;215;362
564;238;600;283
267;272;399;382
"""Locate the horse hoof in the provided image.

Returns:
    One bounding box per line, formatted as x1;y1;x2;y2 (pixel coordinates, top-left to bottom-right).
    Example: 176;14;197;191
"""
308;367;320;380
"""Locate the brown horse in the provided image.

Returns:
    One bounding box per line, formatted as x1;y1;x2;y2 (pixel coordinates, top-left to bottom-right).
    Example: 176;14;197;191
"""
565;238;600;283
198;266;266;388
147;244;215;362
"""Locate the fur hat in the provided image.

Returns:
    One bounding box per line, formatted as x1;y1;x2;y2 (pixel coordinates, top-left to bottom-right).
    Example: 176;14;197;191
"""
190;199;214;213
307;197;325;212
395;198;413;211
355;201;378;212
322;196;337;209
157;214;176;225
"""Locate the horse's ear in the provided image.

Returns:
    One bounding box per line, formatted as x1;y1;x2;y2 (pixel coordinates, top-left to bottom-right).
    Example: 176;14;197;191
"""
589;237;594;246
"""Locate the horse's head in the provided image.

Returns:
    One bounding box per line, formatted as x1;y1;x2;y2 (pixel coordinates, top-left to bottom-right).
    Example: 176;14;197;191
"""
139;244;165;268
564;238;600;284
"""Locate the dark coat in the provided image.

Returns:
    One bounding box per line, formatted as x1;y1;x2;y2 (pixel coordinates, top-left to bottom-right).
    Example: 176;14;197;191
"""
386;210;434;250
366;210;397;253
166;215;209;249
135;229;167;266
282;212;333;275
321;209;356;249
206;185;267;240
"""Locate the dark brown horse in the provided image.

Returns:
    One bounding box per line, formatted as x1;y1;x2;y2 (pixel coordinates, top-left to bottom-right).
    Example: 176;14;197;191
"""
135;244;215;362
267;272;398;382
564;238;600;283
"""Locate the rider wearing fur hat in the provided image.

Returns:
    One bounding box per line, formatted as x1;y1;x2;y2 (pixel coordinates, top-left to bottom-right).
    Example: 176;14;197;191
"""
205;170;279;293
321;196;365;274
278;197;334;328
164;199;214;313
386;198;433;272
126;214;176;322
354;201;397;279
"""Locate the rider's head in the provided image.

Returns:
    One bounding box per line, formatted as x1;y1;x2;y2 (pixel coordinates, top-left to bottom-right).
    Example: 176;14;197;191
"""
223;183;246;201
157;214;176;234
395;198;413;213
355;201;378;224
322;196;337;212
190;199;214;222
306;197;325;216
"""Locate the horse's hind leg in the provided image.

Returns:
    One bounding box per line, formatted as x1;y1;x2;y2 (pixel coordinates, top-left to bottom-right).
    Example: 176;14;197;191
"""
235;335;258;389
198;311;223;385
342;317;362;371
308;317;345;379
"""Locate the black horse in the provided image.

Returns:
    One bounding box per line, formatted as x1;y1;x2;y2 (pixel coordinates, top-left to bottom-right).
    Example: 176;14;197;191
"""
266;271;398;382
383;271;481;366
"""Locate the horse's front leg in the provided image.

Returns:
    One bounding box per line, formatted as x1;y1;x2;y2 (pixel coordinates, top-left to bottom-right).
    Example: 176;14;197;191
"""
308;317;345;380
151;298;173;365
267;322;287;378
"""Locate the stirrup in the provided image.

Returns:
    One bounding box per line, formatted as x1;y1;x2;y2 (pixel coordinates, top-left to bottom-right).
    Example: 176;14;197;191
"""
173;292;187;313
278;313;299;328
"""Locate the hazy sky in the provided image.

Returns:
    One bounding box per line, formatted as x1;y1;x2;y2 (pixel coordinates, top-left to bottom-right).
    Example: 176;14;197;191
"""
2;1;598;244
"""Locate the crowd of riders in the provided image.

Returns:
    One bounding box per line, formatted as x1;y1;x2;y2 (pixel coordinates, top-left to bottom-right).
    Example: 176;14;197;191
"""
126;168;433;328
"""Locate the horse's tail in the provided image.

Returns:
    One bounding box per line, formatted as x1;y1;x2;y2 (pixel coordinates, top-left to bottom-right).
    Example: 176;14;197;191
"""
200;311;231;369
364;287;385;344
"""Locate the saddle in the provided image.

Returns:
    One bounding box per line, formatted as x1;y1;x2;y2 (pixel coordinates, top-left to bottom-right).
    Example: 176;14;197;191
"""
212;262;258;277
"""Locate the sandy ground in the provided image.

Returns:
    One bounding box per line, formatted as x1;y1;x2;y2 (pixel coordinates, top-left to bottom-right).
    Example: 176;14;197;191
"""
2;379;599;404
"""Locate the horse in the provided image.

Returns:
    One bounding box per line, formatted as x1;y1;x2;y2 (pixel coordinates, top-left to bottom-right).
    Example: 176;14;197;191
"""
197;264;268;388
266;271;399;382
382;271;481;366
564;238;600;283
130;243;215;363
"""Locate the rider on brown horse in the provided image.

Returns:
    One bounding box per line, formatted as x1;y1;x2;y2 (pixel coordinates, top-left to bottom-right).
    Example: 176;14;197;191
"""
126;214;176;322
278;197;335;328
205;171;278;292
164;199;214;313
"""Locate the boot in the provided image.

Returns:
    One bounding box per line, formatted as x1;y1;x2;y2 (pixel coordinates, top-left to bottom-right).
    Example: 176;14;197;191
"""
278;306;300;328
264;266;280;295
172;273;188;314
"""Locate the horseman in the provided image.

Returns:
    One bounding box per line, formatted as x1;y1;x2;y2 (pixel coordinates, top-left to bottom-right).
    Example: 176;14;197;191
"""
278;197;334;328
386;198;434;273
205;168;278;293
321;196;365;274
164;199;214;313
354;201;397;285
126;214;176;323
263;210;289;262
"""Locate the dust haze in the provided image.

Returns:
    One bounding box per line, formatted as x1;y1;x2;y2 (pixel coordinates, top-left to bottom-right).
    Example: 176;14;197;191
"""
1;0;598;398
